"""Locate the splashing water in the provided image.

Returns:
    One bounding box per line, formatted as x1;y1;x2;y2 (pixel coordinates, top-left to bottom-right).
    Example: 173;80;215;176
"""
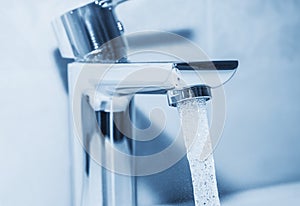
177;99;220;206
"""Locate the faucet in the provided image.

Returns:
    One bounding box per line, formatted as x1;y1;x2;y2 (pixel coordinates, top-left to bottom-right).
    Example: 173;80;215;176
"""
52;1;238;205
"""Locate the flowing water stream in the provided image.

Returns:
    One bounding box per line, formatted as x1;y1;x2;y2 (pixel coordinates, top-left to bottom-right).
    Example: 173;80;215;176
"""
177;99;220;206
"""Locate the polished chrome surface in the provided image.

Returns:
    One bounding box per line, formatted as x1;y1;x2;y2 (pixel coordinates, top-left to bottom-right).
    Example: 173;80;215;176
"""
52;1;127;60
80;95;135;206
167;85;212;107
67;61;237;104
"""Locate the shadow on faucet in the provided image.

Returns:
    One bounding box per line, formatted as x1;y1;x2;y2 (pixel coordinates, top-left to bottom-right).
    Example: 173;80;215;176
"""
53;49;73;94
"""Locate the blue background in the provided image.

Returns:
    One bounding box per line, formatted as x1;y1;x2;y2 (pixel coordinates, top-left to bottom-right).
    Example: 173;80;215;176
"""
0;0;300;205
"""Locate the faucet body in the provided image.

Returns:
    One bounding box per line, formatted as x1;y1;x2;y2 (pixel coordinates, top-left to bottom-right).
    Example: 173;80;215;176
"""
53;1;238;205
67;62;236;206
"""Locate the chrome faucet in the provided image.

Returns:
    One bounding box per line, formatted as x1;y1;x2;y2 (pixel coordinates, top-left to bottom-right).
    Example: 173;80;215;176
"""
53;1;238;205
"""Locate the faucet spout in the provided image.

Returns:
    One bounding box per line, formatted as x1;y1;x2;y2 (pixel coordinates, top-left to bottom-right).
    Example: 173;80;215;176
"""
70;60;237;111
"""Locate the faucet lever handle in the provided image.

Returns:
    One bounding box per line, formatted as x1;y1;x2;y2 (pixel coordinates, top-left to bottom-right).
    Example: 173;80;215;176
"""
52;1;127;60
